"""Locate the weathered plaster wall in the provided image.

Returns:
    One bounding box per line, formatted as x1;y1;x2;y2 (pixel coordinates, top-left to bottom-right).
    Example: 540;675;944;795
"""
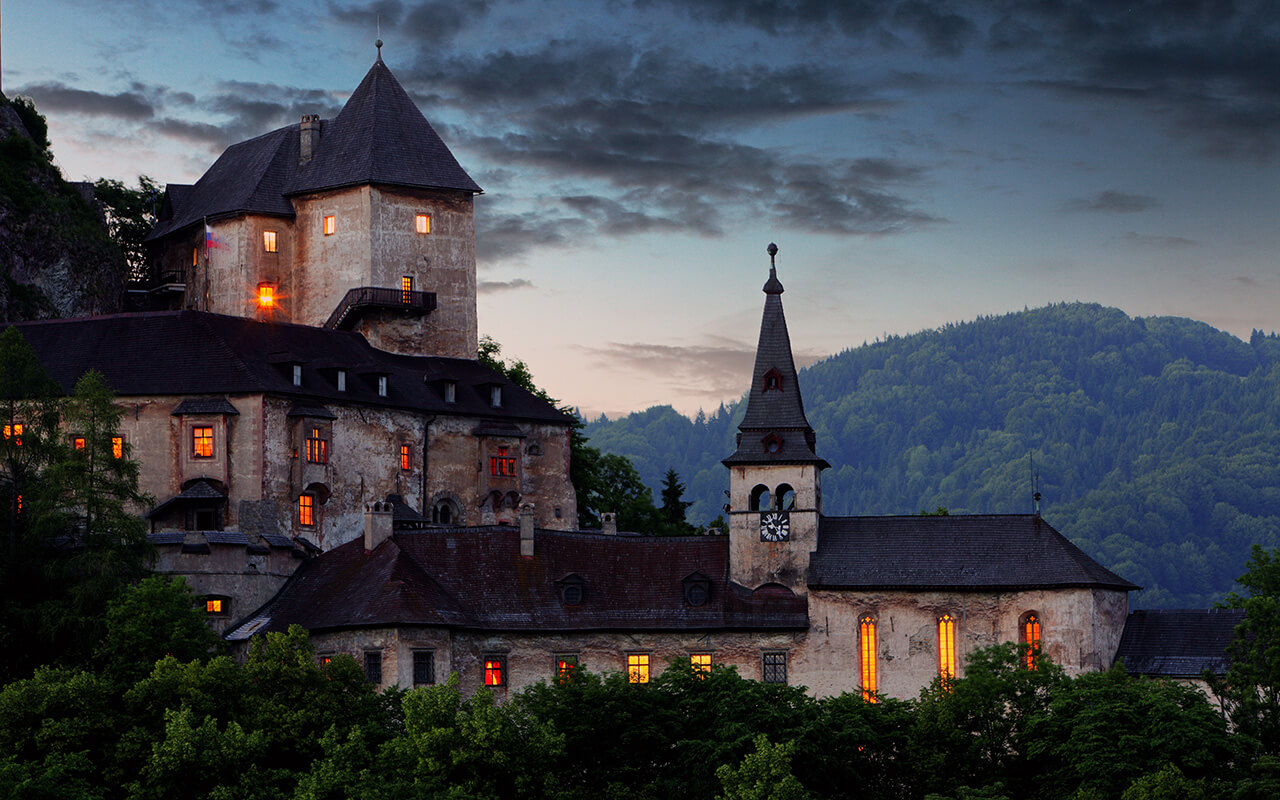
152;542;302;633
292;187;374;327
727;463;821;591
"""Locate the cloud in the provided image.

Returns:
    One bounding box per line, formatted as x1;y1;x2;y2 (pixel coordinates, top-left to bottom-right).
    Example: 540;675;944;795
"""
328;0;492;44
1063;190;1160;213
13;82;155;120
476;209;588;262
477;278;534;294
1119;232;1199;249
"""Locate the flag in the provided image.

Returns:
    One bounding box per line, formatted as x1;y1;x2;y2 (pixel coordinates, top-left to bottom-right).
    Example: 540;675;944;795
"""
205;222;224;250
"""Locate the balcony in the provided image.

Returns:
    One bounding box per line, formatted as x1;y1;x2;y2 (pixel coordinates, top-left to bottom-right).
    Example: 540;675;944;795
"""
324;286;437;330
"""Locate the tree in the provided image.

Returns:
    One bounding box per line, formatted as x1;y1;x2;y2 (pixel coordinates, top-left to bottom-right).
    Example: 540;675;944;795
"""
93;177;160;285
660;467;698;535
96;575;223;684
1217;545;1280;758
716;734;812;800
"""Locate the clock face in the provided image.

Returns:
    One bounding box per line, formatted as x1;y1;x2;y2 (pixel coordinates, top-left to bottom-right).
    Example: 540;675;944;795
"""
760;511;790;542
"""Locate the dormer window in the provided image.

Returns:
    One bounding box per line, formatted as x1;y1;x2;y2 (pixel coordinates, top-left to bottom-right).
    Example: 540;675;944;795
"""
683;572;712;607
557;574;585;606
292;365;302;386
444;381;457;403
490;386;502;407
763;433;783;454
377;376;388;397
763;367;783;392
336;370;347;392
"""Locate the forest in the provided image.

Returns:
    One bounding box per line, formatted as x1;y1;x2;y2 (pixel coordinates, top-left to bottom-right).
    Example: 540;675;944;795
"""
585;303;1280;608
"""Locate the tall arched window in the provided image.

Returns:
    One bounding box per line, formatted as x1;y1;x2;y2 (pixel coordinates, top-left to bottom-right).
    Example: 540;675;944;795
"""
776;484;796;510
749;484;771;511
859;615;878;702
1021;612;1042;670
938;613;957;680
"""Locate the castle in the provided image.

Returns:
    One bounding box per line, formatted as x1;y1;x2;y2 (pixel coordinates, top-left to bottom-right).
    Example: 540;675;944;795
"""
11;51;1230;699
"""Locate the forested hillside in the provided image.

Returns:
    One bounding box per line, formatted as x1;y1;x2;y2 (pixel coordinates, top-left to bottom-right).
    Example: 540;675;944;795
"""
584;303;1280;608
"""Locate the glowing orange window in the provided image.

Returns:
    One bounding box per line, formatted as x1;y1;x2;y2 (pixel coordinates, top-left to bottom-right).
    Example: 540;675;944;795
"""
401;275;413;304
3;424;22;445
192;426;214;458
305;428;328;464
112;437;124;459
627;654;650;684
938;614;957;680
400;444;411;471
257;283;276;309
73;437;85;450
484;658;505;686
690;653;712;676
192;247;198;266
415;213;430;234
1023;613;1042;670
298;494;314;526
860;616;878;702
490;446;516;477
205;599;222;614
555;655;578;683
323;215;335;235
262;231;277;253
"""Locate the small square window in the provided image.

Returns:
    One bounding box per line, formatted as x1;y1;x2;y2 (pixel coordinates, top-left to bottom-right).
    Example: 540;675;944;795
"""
484;656;506;687
258;283;276;309
263;231;278;253
627;653;651;684
762;651;787;684
364;651;382;684
555;654;579;683
318;654;333;667
400;444;411;471
192;426;214;459
337;370;347;392
4;423;23;446
413;650;436;686
323;215;336;235
415;213;431;234
298;494;315;526
378;376;388;397
73;437;85;450
691;653;712;676
205;598;225;615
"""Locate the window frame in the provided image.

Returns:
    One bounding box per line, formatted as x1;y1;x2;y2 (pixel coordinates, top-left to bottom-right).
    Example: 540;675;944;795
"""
336;370;347;392
415;213;431;234
377;375;388;397
859;615;878;702
690;653;713;676
401;275;414;303
489;446;517;477
400;444;411;471
483;655;506;687
323;214;335;235
1021;611;1042;670
938;613;958;680
412;650;436;686
364;650;383;684
111;436;124;459
298;493;315;527
72;436;86;450
305;427;329;465
762;651;788;684
192;426;214;459
262;230;278;253
627;653;651;684
205;596;230;617
555;654;580;683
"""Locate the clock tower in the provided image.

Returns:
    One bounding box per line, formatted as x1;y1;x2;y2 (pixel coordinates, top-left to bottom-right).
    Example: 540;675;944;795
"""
723;244;829;592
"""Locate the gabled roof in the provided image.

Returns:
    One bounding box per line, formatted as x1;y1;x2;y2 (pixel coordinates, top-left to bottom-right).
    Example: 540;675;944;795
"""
227;527;809;638
146;58;479;242
10;311;570;425
1115;608;1243;677
724;258;827;468
810;514;1139;591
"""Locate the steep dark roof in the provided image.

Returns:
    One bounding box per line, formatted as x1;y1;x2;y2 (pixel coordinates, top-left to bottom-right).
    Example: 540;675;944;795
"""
724;263;827;468
10;311;570;425
147;58;479;241
227;528;808;638
810;514;1139;591
1115;608;1243;677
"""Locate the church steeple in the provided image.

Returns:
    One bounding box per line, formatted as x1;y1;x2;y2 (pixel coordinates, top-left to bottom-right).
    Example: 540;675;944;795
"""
724;243;828;470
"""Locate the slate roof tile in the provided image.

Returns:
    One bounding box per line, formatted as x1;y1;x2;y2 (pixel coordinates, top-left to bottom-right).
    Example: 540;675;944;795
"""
1115;608;1243;677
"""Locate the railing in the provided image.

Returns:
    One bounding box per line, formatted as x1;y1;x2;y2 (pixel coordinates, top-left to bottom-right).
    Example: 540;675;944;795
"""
324;286;437;330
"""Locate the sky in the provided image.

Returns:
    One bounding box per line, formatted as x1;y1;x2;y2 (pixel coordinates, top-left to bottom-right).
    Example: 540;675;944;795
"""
3;0;1278;419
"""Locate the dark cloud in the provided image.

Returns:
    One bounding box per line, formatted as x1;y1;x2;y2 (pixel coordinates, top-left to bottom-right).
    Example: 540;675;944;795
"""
14;82;155;120
142;83;345;152
477;209;588;262
1064;190;1160;213
1119;232;1199;249
477;278;534;293
328;0;491;44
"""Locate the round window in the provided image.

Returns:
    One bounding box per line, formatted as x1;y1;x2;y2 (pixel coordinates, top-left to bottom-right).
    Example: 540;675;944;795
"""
766;438;782;453
686;582;709;607
562;584;583;605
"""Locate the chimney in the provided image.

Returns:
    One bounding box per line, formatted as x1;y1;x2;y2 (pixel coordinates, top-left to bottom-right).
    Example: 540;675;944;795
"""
602;512;617;536
364;501;393;551
299;114;321;165
519;503;535;557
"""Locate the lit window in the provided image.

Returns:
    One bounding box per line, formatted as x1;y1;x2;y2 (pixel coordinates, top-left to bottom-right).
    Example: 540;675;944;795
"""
336;370;347;392
258;283;276;309
73;437;85;450
556;655;579;683
112;437;124;458
401;275;413;303
415;213;431;234
489;446;516;477
762;651;788;684
413;650;435;686
691;653;712;676
305;427;328;464
298;494;315;526
860;616;878;702
364;651;382;684
318;655;333;667
292;365;302;386
206;599;222;614
939;614;957;680
323;215;335;235
263;231;277;252
400;444;411;471
192;247;198;266
627;654;651;684
192;426;214;458
378;376;387;397
3;424;23;446
1023;613;1042;670
15;494;22;515
484;656;505;687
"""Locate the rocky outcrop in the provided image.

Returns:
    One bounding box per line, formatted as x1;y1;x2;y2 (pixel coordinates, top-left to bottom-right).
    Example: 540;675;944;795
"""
0;94;127;323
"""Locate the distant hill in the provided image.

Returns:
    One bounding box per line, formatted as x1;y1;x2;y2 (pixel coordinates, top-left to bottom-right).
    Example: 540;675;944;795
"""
584;303;1280;608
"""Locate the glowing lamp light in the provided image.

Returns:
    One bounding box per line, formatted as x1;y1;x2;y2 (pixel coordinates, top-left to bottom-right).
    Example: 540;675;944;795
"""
257;284;276;309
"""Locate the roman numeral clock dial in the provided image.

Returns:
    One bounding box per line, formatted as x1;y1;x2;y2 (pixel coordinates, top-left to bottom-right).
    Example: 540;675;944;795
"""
760;511;790;542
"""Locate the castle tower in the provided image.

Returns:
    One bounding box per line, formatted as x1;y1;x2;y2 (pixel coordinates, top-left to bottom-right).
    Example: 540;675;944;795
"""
723;244;828;592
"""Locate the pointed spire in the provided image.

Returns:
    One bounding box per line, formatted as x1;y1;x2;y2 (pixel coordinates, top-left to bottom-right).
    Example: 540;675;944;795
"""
723;244;828;468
